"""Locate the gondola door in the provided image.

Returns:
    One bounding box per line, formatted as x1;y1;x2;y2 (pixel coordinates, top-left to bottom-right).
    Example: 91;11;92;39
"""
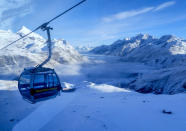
18;74;32;99
47;73;54;88
46;73;59;95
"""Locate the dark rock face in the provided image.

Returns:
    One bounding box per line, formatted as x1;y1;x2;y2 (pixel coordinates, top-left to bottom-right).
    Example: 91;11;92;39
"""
182;82;186;89
136;87;153;94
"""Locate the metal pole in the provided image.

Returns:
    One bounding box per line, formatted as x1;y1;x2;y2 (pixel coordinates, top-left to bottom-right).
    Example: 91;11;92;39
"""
38;26;53;67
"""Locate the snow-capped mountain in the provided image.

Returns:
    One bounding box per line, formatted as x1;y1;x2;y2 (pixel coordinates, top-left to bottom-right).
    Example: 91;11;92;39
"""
75;45;94;53
90;34;186;94
90;34;186;68
0;26;86;79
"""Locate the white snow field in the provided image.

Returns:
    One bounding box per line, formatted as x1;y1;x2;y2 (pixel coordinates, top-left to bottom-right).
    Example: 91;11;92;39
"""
13;83;186;131
0;80;41;131
0;54;186;131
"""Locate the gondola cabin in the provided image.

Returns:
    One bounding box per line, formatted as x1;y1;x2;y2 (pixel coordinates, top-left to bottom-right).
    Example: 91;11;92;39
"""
18;67;62;103
0;0;86;103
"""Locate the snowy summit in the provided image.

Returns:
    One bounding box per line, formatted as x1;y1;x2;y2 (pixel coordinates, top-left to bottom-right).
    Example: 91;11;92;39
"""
17;26;44;40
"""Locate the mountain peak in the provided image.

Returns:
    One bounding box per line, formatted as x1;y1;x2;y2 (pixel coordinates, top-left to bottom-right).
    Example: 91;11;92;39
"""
159;35;177;41
17;26;31;35
132;34;153;40
17;26;43;39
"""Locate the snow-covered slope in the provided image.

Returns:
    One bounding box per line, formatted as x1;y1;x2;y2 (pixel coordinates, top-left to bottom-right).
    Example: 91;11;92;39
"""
90;34;186;68
12;82;186;131
0;26;86;79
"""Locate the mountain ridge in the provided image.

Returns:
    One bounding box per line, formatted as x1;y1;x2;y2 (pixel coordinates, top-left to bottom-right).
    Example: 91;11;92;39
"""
90;34;186;68
89;34;186;94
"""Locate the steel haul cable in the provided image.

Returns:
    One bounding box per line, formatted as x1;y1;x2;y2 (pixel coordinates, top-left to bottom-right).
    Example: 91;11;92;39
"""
0;0;86;50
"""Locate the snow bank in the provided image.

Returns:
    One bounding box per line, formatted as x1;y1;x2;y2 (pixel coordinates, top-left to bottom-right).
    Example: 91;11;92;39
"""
88;82;131;93
0;80;17;90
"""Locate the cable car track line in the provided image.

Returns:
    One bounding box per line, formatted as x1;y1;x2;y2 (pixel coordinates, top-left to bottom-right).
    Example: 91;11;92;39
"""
0;0;86;50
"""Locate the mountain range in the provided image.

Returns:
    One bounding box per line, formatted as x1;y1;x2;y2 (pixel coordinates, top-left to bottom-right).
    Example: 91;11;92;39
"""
90;34;186;68
90;34;186;94
0;26;86;79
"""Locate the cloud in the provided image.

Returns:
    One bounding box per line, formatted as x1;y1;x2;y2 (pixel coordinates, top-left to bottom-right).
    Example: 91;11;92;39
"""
154;1;175;11
0;0;32;29
103;7;154;23
102;1;176;23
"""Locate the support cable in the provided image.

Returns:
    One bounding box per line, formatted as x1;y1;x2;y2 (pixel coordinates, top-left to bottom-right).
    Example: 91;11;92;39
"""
0;0;86;50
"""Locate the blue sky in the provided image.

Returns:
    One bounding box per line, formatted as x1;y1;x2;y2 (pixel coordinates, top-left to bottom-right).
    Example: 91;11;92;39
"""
0;0;186;46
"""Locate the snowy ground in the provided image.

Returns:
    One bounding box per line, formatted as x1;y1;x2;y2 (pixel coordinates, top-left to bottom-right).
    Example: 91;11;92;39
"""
0;80;41;131
1;54;186;131
13;84;186;131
